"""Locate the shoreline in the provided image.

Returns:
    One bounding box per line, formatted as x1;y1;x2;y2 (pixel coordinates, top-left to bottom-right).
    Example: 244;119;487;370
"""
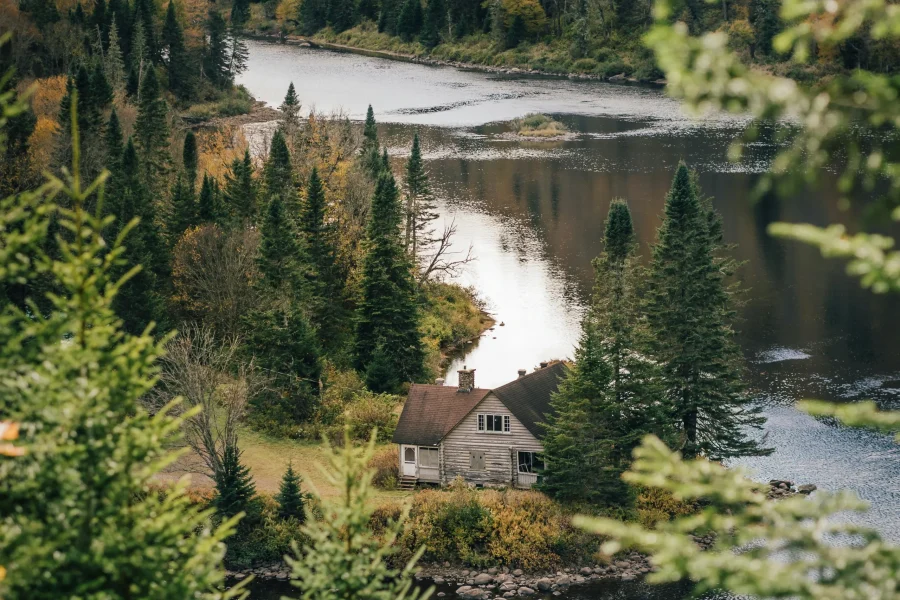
243;32;666;85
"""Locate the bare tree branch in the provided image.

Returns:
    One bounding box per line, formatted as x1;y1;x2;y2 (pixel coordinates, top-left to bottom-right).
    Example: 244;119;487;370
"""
418;219;476;285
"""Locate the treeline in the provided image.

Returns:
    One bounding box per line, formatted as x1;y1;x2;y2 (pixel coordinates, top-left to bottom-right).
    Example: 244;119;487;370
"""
275;0;900;78
540;164;771;506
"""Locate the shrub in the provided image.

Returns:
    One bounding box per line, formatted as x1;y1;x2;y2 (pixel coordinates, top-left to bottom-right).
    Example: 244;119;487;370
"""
634;485;698;529
511;113;569;137
368;446;400;490
342;391;401;442
225;496;311;568
572;57;598;73
596;60;631;78
593;47;616;62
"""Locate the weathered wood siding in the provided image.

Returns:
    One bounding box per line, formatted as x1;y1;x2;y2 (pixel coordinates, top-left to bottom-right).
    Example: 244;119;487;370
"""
441;394;543;486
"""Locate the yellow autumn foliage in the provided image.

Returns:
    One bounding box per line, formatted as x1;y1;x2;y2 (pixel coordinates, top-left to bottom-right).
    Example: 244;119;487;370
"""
501;0;546;35
197;125;248;183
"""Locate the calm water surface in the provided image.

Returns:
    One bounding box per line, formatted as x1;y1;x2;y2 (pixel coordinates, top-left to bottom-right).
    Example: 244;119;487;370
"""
238;39;900;599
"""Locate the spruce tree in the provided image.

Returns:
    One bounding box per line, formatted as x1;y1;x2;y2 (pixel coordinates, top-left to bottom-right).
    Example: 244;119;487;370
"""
280;82;302;129
104;21;126;93
299;0;327;34
299;167;342;345
213;444;258;520
182;130;199;191
162;1;194;98
361;105;382;177
263;129;297;211
258;194;303;291
378;0;398;33
131;20;149;94
328;0;355;32
169;173;197;242
646;164;769;460
397;0;423;40
104;108;124;166
404;132;438;257
198;173;221;223
231;0;251;28
275;462;306;521
420;0;445;48
203;11;231;88
223;149;257;225
134;0;159;62
134;66;170;195
354;171;425;391
505;13;526;48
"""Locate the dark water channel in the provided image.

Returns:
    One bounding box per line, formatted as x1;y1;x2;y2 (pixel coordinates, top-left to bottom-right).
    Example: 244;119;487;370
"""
237;40;900;599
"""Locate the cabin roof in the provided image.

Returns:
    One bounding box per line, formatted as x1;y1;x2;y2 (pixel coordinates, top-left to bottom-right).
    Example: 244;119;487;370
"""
491;362;566;439
392;385;491;446
393;362;567;446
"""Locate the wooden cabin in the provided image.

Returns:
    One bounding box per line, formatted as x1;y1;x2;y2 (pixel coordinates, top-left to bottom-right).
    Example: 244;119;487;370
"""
392;362;565;489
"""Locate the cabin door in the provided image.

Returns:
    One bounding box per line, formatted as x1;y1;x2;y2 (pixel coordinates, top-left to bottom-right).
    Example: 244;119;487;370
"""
401;445;417;477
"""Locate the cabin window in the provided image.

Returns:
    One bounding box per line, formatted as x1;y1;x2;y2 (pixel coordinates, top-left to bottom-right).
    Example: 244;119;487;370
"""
517;451;544;474
419;447;439;468
469;450;486;471
477;414;510;433
404;447;416;463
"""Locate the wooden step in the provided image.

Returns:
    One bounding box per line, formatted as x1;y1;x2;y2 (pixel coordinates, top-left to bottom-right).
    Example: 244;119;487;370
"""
398;476;417;491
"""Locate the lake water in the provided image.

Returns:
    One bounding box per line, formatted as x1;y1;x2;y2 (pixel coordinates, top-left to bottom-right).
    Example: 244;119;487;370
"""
237;39;900;598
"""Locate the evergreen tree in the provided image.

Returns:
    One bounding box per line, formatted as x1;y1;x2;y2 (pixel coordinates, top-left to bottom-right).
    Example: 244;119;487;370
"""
646;164;769;460
361;104;382;177
162;1;194;98
354;171;425;391
299;0;328;34
378;0;398;33
126;66;140;97
104;108;124;166
258;194;303;291
104;21;127;93
92;0;109;39
131;20;149;94
89;63;114;116
198;173;221;223
183;130;199;191
0;94;238;600
242;303;322;425
328;0;356;32
358;0;379;22
749;0;781;58
397;0;423;40
134;0;159;62
223;149;257;225
213;444;258;520
541;200;667;504
109;0;132;56
227;26;249;81
505;13;526;48
134;66;170;195
169;173;197;242
280;82;302;129
404;132;438;257
203;11;231;88
299;167;342;344
263;129;297;211
231;0;251;28
420;0;445;47
275;462;306;521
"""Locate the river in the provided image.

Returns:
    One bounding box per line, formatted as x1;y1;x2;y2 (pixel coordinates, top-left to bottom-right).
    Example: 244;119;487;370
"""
236;39;900;599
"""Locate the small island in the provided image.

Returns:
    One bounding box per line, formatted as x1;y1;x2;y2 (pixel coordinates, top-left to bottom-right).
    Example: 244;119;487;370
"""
512;113;570;139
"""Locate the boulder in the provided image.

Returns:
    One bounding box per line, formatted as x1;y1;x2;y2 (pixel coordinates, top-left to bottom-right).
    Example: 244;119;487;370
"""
473;574;494;585
615;561;631;569
517;587;535;596
579;567;593;576
434;577;446;585
555;575;571;586
536;578;553;592
621;573;635;582
488;568;499;575
437;594;445;598
512;569;524;577
609;73;627;81
797;484;817;495
503;593;516;598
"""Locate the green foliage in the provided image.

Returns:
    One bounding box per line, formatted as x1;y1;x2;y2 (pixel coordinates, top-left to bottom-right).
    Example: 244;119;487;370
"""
404;132;438;260
646;164;768;460
258;193;304;291
276;462;307;521
362;105;383;177
367;446;400;489
354;171;426;392
300;0;328;35
264;129;297;210
0;93;243;600
575;435;900;599
183;130;199;189
285;432;429;600
214;443;260;521
342;391;400;442
163;0;194;98
505;14;526;48
169;173;198;243
198;173;222;223
224;149;258;225
397;0;424;41
281;82;302;128
135;67;171;195
420;0;445;48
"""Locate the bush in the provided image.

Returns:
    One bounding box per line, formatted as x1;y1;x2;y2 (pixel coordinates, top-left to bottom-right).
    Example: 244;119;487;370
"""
634;485;698;529
572;57;598;73
342;391;401;443
368;446;400;490
511;113;569;137
595;60;631;78
225;496;311;568
593;47;616;62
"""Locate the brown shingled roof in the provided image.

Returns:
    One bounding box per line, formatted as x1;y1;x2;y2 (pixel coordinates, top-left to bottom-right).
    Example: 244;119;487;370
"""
491;362;567;439
392;385;491;446
393;363;568;445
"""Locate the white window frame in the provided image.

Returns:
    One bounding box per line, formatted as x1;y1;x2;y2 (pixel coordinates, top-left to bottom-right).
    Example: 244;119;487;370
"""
418;446;439;468
477;413;510;434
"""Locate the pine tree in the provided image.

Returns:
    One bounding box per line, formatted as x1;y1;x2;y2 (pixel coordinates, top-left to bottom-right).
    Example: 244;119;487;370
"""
104;21;126;92
163;1;194;99
258;194;303;291
226;26;249;82
275;462;306;521
231;0;251;28
328;0;356;32
505;13;526;48
378;0;398;33
750;0;781;58
263;129;297;211
198;173;221;223
203;11;231;88
223;149;257;225
404;132;438;257
299;167;342;344
299;0;327;34
358;0;379;21
0;95;238;600
134;66;170;195
361;104;382;177
280;82;302;129
182;130;199;191
131;20;149;94
646;164;769;460
134;0;159;62
420;0;445;48
89;63;114;117
354;171;425;391
104;108;123;166
213;444;258;520
169;173;197;242
397;0;423;40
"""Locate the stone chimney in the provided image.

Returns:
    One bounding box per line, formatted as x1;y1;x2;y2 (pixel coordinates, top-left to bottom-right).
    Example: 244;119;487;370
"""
435;377;445;386
539;361;549;369
517;369;527;378
457;366;475;392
